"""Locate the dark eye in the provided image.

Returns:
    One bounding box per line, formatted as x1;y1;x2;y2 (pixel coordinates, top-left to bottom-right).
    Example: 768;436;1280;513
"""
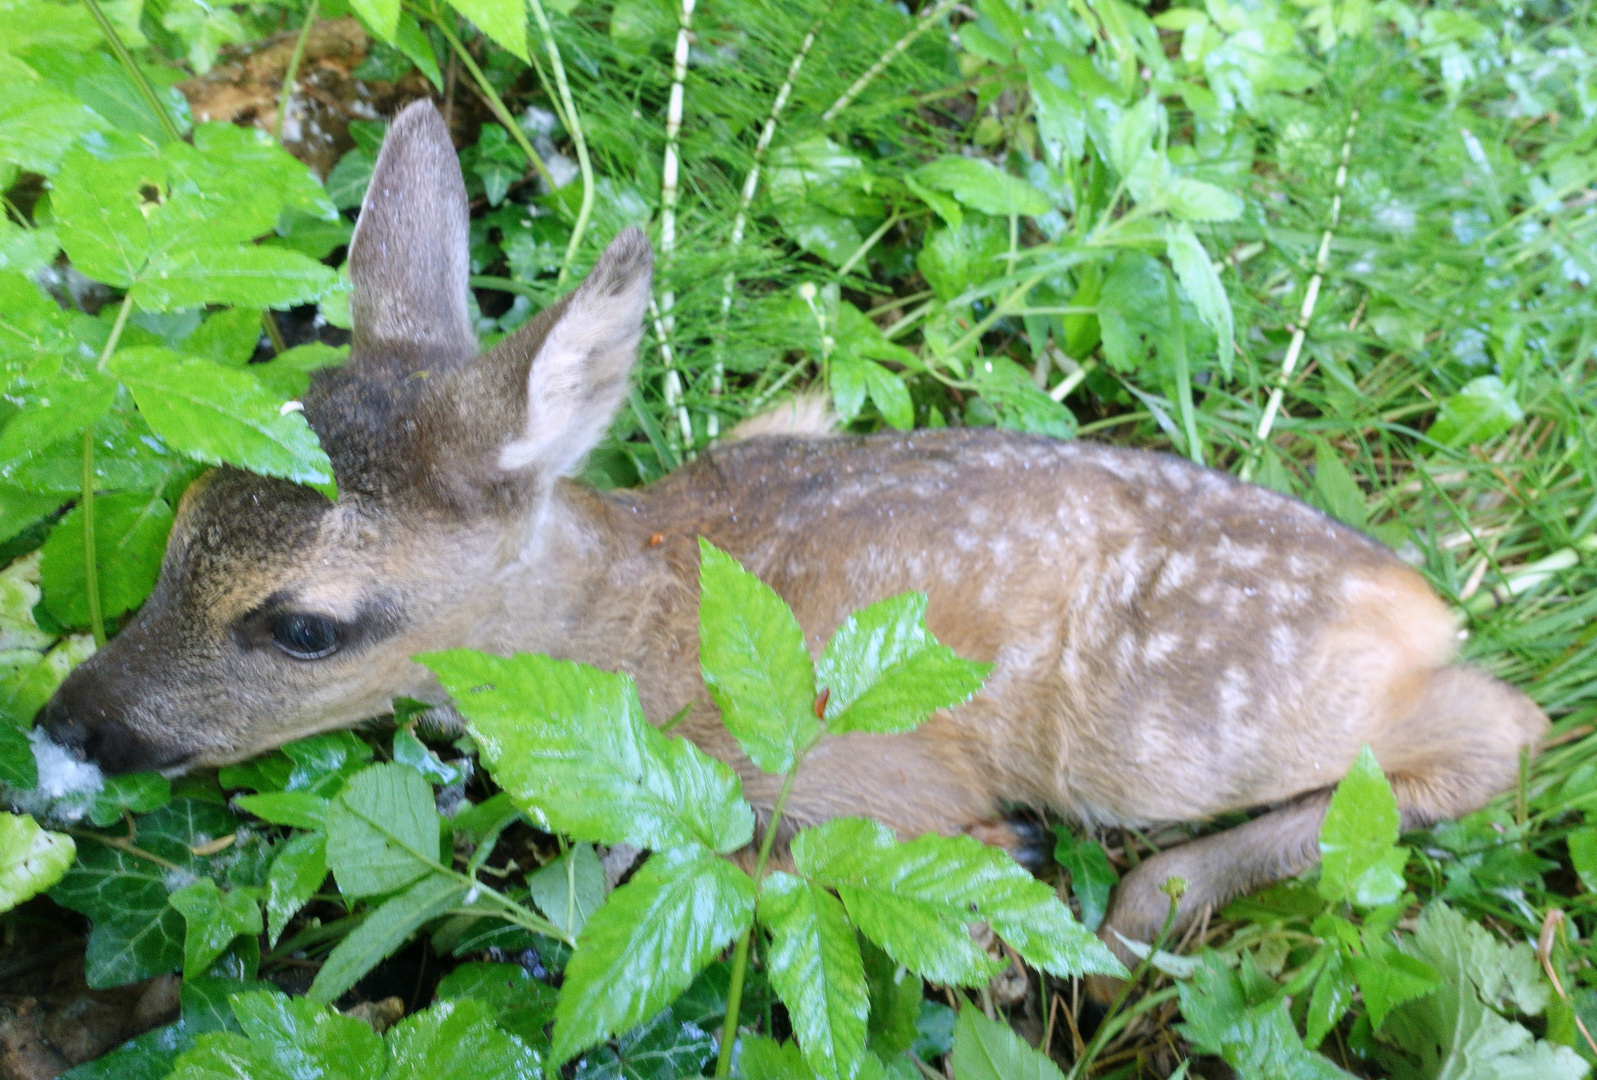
270;613;341;659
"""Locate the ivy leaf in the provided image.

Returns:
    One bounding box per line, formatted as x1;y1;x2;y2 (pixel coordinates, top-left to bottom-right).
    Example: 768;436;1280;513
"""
762;872;869;1080
912;157;1052;217
88;771;172;827
107;347;335;495
1052;829;1117;933
167;991;385;1080
816;592;990;736
423;650;754;854
434;962;557;1048
264;830;326;945
0;812;75;914
526;841;606;936
697;538;818;774
950;1008;1065;1080
324;762;442;899
168;878;262;979
552;847;755;1065
571;1007;715;1080
1318;745;1407;910
39;492;173;626
307;873;467;1005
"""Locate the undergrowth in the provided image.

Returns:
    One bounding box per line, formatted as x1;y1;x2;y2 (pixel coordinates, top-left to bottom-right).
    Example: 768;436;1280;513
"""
1;0;1596;1076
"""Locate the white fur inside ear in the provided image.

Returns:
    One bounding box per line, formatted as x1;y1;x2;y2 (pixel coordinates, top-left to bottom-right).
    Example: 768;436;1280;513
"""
498;263;650;476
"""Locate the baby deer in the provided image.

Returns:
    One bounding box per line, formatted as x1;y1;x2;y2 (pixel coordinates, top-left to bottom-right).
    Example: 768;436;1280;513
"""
39;101;1546;959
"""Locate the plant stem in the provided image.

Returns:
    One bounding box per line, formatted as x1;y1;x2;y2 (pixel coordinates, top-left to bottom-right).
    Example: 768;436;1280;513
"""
427;8;557;193
1065;889;1184;1080
652;0;697;449
715;767;800;1078
822;0;959;122
275;0;320;141
528;0;594;287
81;0;182;142
82;298;132;649
1166;272;1203;466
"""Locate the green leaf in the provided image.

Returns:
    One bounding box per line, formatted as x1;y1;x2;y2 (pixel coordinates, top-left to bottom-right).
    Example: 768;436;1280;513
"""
1428;375;1524;448
132;244;338;311
88;771;172;827
187;307;264;367
40;492;173;626
762;872;869;1080
1052;829;1117;933
916;217;1006;302
308;873;467;1004
0;812;75;914
527;841;606;936
391;729;467;786
1567;827;1597;891
395;13;444;89
236;791;329;830
435;961;558;1047
570;1006;715;1080
387;996;543;1080
1165;222;1234;376
107;347;335;494
349;0;400;41
444;0;529;60
912;157;1051;217
264;830;326;945
1178;953;1352;1079
167;991;385;1080
1303;949;1354;1049
1318;745;1406;909
0;721;35;790
737;1036;818;1080
284;730;373;795
0;60;107;175
697;538;818;773
816;592;990;736
862;939;920;1060
169;878;262;979
0;357;118;466
796;818;1122;984
1163;177;1244;222
950;1008;1065;1080
324;762;442;898
1310;443;1369;533
423;650;753;854
0;219;60;275
552;846;755;1065
1349;938;1439;1030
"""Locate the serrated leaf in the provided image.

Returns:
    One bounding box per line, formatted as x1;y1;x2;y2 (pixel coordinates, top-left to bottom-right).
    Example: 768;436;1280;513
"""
388;996;543;1080
1176;953;1353;1080
1053;829;1116;933
1349;940;1439;1030
435;961;558;1047
132;244;338;311
107;347;335;493
527;841;606;936
817;592;989;736
1165;222;1234;377
89;771;172;826
236;790;329;830
350;0;401;41
40;492;173;626
169;878;262;978
697;539;818;773
950;1008;1065;1080
1318;745;1406;909
324;762;442;898
308;873;467;1005
0;358;118;466
0;812;75;914
762;872;869;1080
167;991;385;1080
423;650;753;853
1303;949;1353;1049
265;829;326;945
551;847;755;1065
444;0;530;59
571;1007;715;1080
912;156;1051;217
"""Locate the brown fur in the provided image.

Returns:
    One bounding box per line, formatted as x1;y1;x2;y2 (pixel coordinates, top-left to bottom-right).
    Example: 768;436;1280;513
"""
39;102;1547;964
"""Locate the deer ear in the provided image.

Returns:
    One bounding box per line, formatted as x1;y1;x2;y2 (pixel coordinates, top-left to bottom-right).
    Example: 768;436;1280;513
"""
348;100;474;357
498;228;654;477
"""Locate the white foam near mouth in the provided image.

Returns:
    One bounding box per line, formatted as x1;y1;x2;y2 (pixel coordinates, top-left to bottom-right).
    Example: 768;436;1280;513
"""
27;727;104;799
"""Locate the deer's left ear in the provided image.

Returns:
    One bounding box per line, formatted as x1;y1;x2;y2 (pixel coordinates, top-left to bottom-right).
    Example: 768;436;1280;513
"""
497;228;654;477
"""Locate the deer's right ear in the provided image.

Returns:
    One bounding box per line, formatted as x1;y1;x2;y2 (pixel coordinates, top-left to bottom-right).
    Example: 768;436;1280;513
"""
348;100;475;357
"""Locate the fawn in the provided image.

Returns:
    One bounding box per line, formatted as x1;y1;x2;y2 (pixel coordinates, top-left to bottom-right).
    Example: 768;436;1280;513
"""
39;101;1547;959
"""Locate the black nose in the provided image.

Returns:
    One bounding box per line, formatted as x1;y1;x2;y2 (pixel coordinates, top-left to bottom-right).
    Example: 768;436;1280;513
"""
35;693;171;775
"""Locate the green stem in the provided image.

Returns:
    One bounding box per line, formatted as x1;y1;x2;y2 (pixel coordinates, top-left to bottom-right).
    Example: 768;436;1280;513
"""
528;0;594;287
426;8;557;193
1165;272;1203;466
715;767;800;1078
81;0;182;142
275;0;320;142
83;298;133;649
1064;887;1184;1080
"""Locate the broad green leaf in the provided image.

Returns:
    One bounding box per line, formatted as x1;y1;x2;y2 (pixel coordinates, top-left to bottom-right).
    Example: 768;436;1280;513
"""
445;0;529;61
1567;826;1597;891
189;123;337;223
349;0;400;41
1303;949;1354;1048
1165;222;1234;376
236;790;329;830
88;771;172;826
1311;443;1369;533
265;829;326;945
387;996;543;1080
395;13;444;89
1349;938;1439;1030
167;991;384;1080
168;878;262;978
0;358;118;466
569;1006;715;1080
949;1008;1065;1080
132;245;338;311
1053;829;1117;933
1428;375;1524;448
0;812;75;914
0;721;34;789
0;270;74;371
107;347;335;494
1318;745;1406;909
796;818;1122;983
324;762;442;898
697;538;818;773
284;730;373;795
1176;953;1353;1080
308;873;467;1004
0;219;60;275
552;847;756;1064
424;650;753;853
862;938;920;1059
912;157;1051;217
0;61;107;175
1163;177;1244;221
435;961;558;1047
762;872;869;1080
187;307;263;366
527;841;606;936
738;1036;818;1080
916;218;1006;302
39;491;173;626
250;342;348;400
391;729;467;786
59;1021;196;1080
816;592;989;736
